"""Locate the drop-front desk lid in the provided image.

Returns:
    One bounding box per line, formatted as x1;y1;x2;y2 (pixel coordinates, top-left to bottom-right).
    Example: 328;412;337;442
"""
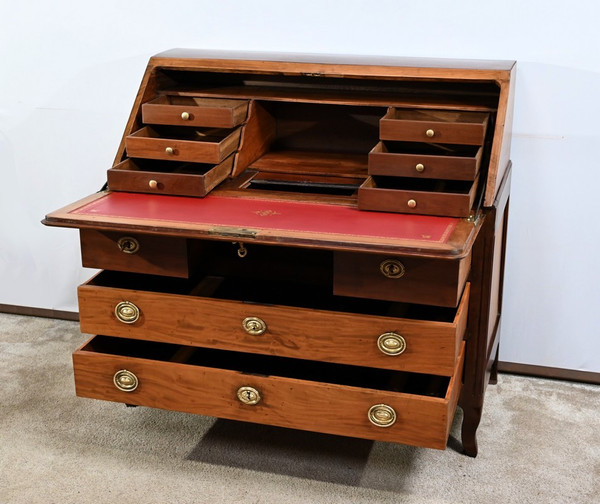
44;191;482;258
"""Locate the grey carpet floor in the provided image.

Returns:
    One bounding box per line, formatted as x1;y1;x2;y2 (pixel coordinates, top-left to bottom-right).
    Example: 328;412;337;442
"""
1;312;598;503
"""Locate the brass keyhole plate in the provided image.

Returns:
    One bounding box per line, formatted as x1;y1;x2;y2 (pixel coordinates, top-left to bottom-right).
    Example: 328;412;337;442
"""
117;236;140;254
380;259;406;279
237;386;261;405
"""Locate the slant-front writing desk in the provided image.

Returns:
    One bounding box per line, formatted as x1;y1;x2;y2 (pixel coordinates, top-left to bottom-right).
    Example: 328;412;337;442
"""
44;50;515;457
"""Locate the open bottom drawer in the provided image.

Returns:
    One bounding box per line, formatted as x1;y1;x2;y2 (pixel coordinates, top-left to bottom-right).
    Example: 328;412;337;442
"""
73;336;465;450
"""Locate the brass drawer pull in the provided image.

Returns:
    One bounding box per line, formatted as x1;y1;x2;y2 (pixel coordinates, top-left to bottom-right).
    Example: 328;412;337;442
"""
165;146;174;155
113;369;139;392
237;386;261;405
377;332;407;356
415;163;425;173
380;259;405;279
368;404;397;427
181;111;190;120
242;316;267;335
425;128;435;138
148;179;158;189
117;236;140;254
115;301;140;324
407;199;417;209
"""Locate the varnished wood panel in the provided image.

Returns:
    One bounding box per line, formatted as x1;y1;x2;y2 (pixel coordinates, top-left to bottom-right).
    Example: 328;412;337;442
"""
333;251;470;308
73;337;465;449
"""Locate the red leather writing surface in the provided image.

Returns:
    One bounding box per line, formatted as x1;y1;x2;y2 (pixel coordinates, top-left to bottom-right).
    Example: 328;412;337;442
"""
72;192;457;243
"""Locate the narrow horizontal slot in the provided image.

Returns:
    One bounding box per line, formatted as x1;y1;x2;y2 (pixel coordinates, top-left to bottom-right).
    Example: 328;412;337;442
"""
84;335;450;397
246;179;359;196
371;176;473;194
88;270;457;323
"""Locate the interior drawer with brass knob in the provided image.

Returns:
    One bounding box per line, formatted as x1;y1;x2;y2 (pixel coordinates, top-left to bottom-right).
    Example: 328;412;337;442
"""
79;230;204;278
125;125;242;164
78;271;470;376
357;175;479;218
333;251;471;308
368;141;482;181
107;156;233;198
142;96;249;128
72;335;465;450
380;108;489;145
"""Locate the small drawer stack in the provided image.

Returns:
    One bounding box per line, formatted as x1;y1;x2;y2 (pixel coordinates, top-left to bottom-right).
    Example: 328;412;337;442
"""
358;109;489;217
108;97;249;197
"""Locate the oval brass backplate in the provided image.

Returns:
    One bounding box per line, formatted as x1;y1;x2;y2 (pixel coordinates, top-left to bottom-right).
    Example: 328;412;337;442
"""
377;332;407;356
113;369;139;392
368;404;397;427
115;301;140;324
237;386;261;405
117;236;140;254
242;316;267;335
379;259;406;279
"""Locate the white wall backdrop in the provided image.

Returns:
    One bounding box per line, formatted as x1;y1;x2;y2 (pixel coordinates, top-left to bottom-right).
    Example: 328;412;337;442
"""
1;0;599;372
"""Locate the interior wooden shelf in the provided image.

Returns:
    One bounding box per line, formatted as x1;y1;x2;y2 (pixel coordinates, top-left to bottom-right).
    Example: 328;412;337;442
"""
248;150;368;179
160;86;497;111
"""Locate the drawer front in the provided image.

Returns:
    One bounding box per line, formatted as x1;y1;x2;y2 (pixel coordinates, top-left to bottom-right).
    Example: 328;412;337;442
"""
73;336;465;450
334;251;471;308
79;230;196;278
107;156;233;197
142;97;249;128
125;126;241;164
368;142;482;181
380;109;489;146
358;176;478;218
78;273;469;376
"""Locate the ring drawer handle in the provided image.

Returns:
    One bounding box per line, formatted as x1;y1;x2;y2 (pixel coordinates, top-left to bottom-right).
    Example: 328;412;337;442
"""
380;259;405;279
237;386;261;405
117;236;140;254
115;301;140;324
377;332;407;356
242;316;267;335
113;369;139;392
368;404;397;427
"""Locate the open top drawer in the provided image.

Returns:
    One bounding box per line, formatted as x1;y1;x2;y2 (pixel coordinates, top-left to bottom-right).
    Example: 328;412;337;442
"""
73;335;465;450
142;96;249;128
380;109;489;145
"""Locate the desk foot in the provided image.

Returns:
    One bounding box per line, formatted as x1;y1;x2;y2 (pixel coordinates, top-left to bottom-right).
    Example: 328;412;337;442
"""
461;403;482;457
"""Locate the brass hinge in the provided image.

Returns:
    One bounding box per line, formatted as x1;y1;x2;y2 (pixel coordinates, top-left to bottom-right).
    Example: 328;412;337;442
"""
208;227;258;239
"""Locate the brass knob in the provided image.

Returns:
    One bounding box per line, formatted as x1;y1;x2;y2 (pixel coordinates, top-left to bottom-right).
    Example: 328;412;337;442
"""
425;129;435;138
113;370;139;392
368;404;397;427
407;199;417;208
237;386;261;405
380;259;406;279
117;236;140;254
377;332;407;356
242;316;267;336
165;147;174;155
115;301;140;324
148;179;158;189
415;163;425;173
181;111;190;120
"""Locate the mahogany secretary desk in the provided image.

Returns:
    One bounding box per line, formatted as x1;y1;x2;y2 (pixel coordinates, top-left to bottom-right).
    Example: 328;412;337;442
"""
44;49;515;457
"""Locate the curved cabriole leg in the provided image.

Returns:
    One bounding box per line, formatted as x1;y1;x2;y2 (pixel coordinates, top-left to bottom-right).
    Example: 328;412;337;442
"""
461;402;483;457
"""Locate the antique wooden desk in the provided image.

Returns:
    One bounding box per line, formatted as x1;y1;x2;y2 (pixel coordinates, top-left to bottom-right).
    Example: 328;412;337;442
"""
44;49;515;457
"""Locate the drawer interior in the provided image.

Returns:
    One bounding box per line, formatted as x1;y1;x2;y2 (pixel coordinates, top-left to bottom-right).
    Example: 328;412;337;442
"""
82;335;451;397
89;270;459;323
129;125;236;143
373;141;481;158
111;158;229;176
366;176;475;195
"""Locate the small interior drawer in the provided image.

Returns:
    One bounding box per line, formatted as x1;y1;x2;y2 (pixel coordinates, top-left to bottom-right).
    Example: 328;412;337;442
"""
380;109;489;145
79;230;202;278
107;156;233;197
333;251;471;308
142;96;249;128
73;335;465;450
125;126;241;164
78;270;469;375
358;175;478;218
368;141;482;180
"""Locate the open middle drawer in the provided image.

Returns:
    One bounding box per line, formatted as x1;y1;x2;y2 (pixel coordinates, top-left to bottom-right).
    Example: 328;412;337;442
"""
79;271;469;376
